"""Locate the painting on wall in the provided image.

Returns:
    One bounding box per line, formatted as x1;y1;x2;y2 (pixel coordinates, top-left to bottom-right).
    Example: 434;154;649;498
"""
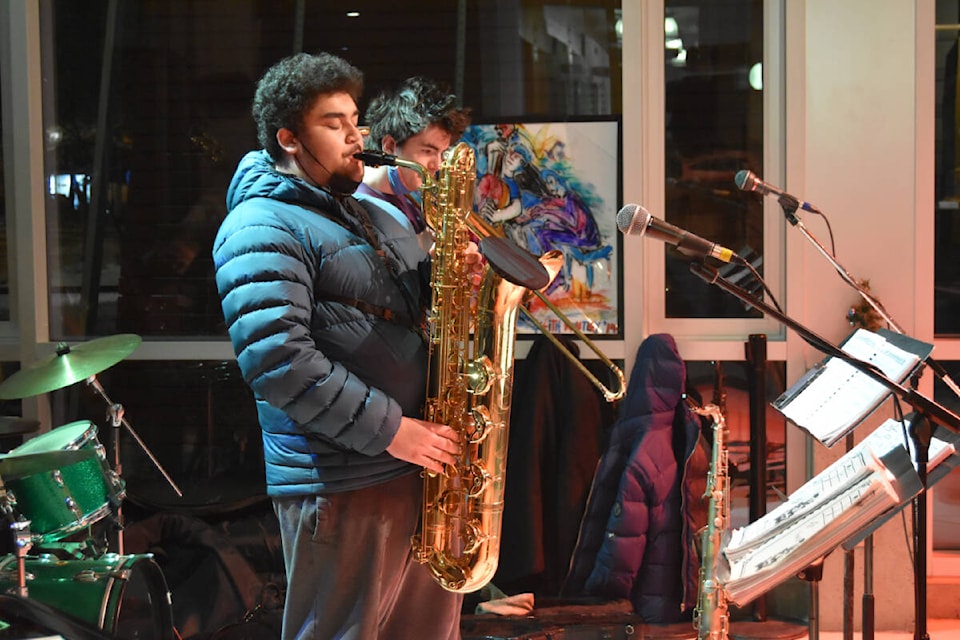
461;118;622;337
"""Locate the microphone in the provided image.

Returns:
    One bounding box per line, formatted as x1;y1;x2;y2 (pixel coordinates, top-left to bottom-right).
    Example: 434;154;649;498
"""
734;170;822;214
616;204;744;264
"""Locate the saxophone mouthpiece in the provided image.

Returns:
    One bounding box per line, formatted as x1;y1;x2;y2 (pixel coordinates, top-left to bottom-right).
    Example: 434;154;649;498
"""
354;150;398;167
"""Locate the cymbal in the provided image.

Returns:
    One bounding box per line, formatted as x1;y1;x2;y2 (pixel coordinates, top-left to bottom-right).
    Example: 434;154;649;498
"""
0;449;92;479
0;334;142;400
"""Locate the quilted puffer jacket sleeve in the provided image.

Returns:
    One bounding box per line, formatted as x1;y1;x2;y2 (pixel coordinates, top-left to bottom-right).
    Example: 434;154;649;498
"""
214;201;400;457
583;460;653;599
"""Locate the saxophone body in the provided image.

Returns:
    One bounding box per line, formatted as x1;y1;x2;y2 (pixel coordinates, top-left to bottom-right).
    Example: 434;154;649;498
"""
409;142;558;592
353;142;622;593
693;403;731;640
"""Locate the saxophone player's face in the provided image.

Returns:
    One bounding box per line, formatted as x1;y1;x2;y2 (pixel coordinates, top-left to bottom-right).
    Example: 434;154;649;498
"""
389;124;453;192
278;91;365;193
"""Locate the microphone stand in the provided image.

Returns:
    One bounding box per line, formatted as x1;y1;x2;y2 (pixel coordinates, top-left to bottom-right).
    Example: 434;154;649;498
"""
689;261;960;640
689;262;960;432
777;194;950;640
777;195;960;399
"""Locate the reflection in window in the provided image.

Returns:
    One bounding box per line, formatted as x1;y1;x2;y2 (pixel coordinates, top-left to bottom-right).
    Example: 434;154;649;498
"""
933;361;960;551
664;0;764;318
0;58;8;322
936;1;960;335
0;362;24;452
686;358;787;529
41;1;622;340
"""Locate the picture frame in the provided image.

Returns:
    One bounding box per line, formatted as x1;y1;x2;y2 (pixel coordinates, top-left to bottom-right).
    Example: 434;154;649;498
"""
461;117;623;338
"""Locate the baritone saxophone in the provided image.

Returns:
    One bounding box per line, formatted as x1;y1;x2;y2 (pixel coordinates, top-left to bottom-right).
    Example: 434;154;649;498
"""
692;403;731;640
355;143;624;593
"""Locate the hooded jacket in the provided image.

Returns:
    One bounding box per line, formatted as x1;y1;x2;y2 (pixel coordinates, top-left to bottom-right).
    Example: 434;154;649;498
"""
213;150;430;496
563;333;709;623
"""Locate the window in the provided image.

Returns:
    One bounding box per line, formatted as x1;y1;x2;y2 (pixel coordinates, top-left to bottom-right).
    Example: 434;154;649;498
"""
663;0;764;319
41;1;623;340
36;0;625;504
0;22;10;323
934;0;960;560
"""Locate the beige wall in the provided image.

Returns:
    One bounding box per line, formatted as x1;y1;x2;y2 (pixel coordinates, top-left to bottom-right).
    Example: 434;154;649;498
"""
788;0;930;630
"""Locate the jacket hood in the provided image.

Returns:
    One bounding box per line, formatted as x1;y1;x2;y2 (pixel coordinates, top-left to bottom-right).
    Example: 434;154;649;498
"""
619;333;686;419
226;149;338;214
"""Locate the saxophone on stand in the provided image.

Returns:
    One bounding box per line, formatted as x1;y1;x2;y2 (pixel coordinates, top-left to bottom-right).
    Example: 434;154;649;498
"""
355;143;624;593
692;403;731;640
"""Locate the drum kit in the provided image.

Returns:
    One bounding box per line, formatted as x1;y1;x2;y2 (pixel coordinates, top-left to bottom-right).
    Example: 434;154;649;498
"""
0;334;179;639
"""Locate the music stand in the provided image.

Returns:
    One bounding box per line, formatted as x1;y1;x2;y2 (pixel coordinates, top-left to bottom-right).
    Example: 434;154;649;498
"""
775;194;957;640
689;260;960;640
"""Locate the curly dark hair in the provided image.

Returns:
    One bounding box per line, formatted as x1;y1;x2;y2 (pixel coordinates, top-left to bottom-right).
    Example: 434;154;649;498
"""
253;52;364;162
363;77;472;151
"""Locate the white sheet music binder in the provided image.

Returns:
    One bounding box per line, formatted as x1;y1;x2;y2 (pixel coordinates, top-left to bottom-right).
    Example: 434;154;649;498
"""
719;415;960;606
772;328;933;447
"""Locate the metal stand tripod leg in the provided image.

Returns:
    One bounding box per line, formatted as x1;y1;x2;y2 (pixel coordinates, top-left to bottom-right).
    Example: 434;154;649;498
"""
798;559;825;640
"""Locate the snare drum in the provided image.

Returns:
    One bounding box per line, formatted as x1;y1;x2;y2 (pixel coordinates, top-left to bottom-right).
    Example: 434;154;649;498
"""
4;421;125;543
0;553;174;639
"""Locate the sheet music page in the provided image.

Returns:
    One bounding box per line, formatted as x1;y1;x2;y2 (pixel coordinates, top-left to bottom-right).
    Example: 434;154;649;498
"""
778;329;921;445
725;472;888;583
722;479;906;606
725;446;881;559
720;420;919;605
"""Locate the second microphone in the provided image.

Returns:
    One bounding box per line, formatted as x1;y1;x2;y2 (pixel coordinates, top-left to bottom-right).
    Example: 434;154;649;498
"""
616;203;746;265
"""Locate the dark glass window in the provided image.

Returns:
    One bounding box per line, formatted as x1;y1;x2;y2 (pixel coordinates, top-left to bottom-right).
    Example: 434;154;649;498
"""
44;359;262;510
933;360;960;550
0;50;8;322
686;358;787;528
936;0;960;335
41;0;623;340
664;0;765;318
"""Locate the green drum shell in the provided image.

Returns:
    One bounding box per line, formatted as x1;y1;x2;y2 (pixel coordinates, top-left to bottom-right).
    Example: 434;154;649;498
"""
0;553;173;638
5;421;121;543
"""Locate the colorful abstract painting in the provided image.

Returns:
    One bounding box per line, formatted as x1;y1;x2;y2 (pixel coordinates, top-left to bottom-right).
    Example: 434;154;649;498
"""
462;119;621;336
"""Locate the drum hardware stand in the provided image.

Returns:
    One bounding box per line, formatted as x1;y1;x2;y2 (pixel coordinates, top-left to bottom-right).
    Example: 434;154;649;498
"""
85;374;183;553
107;402;125;555
84;374;182;497
11;519;33;598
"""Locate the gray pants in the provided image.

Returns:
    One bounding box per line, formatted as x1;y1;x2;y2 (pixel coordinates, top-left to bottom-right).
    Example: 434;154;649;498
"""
273;473;463;640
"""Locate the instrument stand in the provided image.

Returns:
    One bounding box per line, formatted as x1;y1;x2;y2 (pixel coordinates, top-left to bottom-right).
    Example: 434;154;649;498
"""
863;533;875;640
85;374;183;499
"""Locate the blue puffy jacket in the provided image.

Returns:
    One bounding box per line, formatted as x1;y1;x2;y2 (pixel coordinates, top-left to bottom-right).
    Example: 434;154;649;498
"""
563;333;709;623
213;150;430;496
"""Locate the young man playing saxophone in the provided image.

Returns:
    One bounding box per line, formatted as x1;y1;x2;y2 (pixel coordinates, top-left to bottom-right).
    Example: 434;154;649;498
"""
213;52;463;640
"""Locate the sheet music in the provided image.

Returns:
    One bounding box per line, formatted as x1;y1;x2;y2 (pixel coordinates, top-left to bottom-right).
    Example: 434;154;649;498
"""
720;419;922;605
725;472;890;583
776;329;923;447
725;448;881;557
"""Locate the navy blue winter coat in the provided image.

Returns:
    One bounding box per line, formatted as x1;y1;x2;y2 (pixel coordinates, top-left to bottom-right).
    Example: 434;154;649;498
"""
213;150;430;496
563;333;709;623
